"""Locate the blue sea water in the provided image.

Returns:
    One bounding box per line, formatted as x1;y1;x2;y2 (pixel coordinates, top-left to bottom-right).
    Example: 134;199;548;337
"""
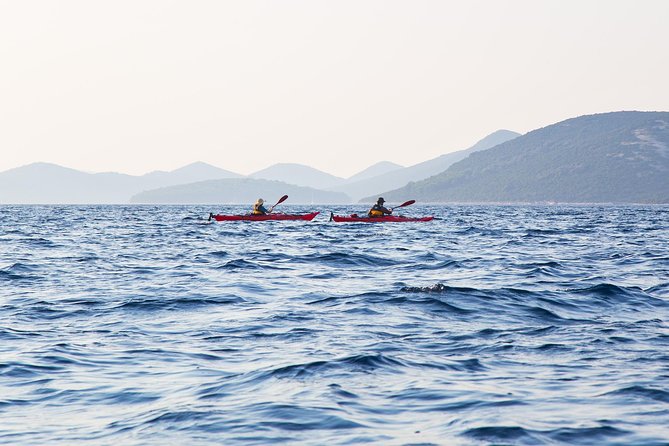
1;204;668;445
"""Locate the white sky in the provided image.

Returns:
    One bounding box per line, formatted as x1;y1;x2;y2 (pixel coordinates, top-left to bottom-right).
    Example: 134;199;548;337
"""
1;0;668;177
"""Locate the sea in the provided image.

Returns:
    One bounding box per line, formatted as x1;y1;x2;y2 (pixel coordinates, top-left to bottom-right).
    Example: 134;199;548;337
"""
1;204;668;446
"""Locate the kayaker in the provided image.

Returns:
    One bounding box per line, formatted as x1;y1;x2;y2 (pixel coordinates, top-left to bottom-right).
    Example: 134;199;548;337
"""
252;198;270;215
368;197;393;218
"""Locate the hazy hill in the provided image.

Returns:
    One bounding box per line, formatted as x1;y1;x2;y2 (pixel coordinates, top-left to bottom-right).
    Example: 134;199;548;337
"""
331;130;520;201
0;162;241;204
373;111;669;203
130;178;350;204
141;161;241;188
0;163;120;204
250;163;345;189
346;161;403;183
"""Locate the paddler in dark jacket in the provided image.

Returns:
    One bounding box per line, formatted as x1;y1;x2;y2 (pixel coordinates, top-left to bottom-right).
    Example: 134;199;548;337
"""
252;198;270;215
368;197;393;218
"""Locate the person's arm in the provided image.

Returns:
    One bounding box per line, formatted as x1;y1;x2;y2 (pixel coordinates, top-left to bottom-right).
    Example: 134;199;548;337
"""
383;206;393;215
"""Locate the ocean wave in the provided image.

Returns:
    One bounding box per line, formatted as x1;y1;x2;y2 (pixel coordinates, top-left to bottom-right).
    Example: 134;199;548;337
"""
217;259;267;270
463;425;630;445
0;262;40;282
112;294;246;311
296;252;399;267
602;385;669;403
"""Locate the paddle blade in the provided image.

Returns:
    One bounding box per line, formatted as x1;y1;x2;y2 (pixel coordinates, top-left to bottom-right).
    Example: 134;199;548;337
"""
397;199;415;208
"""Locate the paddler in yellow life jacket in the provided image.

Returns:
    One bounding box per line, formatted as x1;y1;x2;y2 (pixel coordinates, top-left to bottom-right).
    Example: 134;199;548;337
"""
252;198;270;215
368;197;393;218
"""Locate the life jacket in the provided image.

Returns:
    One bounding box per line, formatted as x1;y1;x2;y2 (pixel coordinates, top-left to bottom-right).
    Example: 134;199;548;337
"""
368;204;387;217
252;203;266;215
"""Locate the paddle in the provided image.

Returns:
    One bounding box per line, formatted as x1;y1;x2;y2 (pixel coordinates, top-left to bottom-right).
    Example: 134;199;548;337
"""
391;199;415;211
268;194;289;213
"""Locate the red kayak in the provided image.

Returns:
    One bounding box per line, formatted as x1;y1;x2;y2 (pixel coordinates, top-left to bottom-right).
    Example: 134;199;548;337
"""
330;213;434;223
209;212;319;222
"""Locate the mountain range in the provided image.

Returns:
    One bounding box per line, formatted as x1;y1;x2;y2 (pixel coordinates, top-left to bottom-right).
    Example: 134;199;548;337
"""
2;111;667;204
373;111;669;203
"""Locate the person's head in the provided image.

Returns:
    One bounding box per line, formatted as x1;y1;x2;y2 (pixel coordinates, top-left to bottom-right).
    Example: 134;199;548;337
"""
256;198;264;205
377;197;385;205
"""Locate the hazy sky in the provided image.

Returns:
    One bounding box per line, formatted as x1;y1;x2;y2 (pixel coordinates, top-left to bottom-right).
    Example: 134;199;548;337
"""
1;1;668;177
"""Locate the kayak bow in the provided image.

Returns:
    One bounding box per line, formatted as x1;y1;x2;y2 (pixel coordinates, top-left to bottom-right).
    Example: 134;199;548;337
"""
210;212;319;222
